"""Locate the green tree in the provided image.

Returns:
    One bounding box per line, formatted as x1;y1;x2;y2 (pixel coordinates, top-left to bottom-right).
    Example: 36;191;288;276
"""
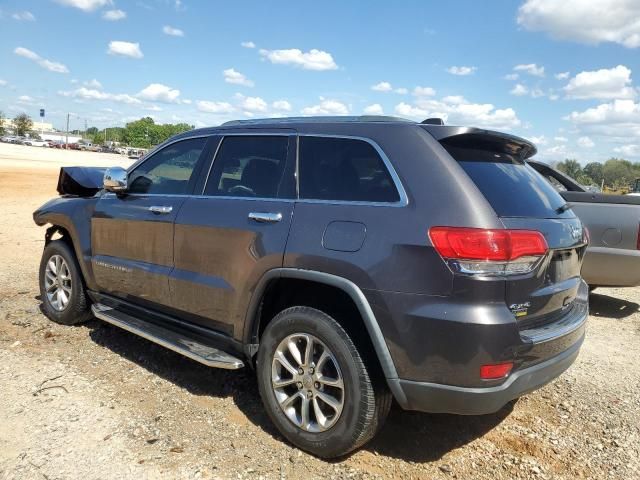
0;110;5;135
583;162;604;186
13;113;33;136
555;159;583;180
603;158;634;189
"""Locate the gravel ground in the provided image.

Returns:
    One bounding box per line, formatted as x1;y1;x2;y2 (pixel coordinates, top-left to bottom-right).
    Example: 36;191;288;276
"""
1;145;639;479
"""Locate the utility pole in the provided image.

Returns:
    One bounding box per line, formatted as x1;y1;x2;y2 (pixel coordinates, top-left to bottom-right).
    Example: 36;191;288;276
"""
65;113;70;149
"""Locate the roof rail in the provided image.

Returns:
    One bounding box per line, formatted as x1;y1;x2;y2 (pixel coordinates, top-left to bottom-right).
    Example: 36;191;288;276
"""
221;115;414;127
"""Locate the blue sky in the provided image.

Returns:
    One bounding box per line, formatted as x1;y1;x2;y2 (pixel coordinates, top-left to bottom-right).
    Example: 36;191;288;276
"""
2;0;640;163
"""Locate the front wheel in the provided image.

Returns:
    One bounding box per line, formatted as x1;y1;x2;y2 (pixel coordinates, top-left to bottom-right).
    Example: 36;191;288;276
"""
39;240;92;325
256;306;391;458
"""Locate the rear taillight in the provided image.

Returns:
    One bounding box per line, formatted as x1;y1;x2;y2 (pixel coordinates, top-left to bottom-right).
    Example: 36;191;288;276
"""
429;227;548;275
480;362;513;380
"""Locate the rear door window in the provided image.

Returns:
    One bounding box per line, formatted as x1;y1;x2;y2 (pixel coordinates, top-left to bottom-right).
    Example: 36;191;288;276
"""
204;136;290;198
298;136;400;203
440;137;571;218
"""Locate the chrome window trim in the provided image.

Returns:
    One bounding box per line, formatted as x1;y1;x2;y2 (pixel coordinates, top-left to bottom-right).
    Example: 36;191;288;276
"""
115;131;408;208
296;134;409;207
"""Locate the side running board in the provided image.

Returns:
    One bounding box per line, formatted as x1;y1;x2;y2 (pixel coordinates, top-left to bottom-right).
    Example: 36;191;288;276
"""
91;303;244;369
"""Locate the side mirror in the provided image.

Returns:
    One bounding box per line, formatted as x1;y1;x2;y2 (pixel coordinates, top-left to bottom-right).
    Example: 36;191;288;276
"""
103;167;128;193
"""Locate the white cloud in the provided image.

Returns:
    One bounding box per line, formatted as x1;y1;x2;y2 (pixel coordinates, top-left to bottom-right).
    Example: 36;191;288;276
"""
0;79;7;87
84;78;102;89
236;95;268;113
554;136;568;142
395;96;521;130
514;63;545;77
413;86;436;97
102;9;126;21
54;0;112;12
12;11;35;21
58;87;141;104
301;98;350;115
17;95;35;105
143;104;163;112
504;73;519;81
107;41;143;58
163;25;184;37
14;47;69;73
241;41;256;49
137;83;181;103
223;68;254;87
566;99;640;138
395;87;408;94
446;66;477;76
510;84;529;96
363;104;384;115
577;136;595;148
563;65;636;100
272;100;292;111
372;81;392;92
555;71;570;80
197;100;234;114
613;144;640;157
518;0;640;48
528;135;547;145
259;48;338;71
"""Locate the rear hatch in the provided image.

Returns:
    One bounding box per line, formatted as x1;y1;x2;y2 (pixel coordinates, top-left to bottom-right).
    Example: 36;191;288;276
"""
427;128;587;329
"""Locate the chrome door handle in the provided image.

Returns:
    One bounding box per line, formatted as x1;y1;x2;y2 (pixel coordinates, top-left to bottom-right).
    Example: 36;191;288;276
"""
248;212;283;223
148;205;173;214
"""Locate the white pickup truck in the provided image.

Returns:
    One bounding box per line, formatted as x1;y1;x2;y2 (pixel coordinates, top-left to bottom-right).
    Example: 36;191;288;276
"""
529;161;640;289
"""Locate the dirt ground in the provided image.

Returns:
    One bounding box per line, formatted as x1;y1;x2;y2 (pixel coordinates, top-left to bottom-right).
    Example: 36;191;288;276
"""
1;144;639;479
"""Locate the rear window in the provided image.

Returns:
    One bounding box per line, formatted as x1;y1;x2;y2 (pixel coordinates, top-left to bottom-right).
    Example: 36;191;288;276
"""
441;141;572;218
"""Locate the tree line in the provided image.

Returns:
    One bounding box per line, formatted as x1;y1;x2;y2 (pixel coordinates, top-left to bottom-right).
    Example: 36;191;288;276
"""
0;112;192;149
554;158;640;192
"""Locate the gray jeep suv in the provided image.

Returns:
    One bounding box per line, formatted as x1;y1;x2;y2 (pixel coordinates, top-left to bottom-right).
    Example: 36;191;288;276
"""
34;116;588;457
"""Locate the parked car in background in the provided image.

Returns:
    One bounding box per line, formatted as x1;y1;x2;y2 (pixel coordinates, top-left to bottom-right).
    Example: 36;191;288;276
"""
34;117;588;457
529;160;640;288
630;178;640;196
23;139;50;147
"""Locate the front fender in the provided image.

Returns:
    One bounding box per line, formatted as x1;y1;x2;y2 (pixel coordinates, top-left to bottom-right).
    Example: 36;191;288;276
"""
34;196;100;290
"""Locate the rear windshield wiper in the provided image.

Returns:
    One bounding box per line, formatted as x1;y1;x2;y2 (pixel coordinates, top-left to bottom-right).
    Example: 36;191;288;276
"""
556;203;571;214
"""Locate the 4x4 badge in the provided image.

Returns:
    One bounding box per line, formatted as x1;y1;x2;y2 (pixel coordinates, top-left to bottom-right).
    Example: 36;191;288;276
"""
510;302;531;317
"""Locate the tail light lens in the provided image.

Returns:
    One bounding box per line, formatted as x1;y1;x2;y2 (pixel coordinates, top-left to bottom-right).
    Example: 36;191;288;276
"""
429;227;548;275
480;362;513;380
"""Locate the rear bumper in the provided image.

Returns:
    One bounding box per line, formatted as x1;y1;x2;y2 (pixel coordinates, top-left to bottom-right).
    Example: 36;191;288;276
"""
581;246;640;287
394;333;584;415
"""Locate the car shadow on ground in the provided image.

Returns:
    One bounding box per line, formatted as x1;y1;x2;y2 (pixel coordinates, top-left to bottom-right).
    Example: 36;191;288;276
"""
589;292;639;319
87;321;512;463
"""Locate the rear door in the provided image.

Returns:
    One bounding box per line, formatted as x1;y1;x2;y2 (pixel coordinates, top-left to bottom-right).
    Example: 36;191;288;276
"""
91;136;209;307
437;133;587;324
170;133;296;337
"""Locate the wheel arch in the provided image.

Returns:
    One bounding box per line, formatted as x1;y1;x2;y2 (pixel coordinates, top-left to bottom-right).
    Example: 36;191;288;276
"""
243;268;408;406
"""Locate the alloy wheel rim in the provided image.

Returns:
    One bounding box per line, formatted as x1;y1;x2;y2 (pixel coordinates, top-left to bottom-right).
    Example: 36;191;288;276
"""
271;333;345;433
44;254;72;311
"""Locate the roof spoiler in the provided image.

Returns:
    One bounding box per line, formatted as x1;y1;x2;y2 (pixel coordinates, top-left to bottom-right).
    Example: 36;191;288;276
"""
420;125;537;159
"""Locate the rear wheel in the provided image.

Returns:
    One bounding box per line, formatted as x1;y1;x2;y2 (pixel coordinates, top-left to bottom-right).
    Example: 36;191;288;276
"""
256;306;391;458
39;240;92;325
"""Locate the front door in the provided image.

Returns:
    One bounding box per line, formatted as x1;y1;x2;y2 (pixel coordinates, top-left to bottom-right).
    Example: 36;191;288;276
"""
91;136;209;307
171;134;296;337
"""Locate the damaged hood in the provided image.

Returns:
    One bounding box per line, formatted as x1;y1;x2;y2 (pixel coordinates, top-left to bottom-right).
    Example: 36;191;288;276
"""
57;166;106;196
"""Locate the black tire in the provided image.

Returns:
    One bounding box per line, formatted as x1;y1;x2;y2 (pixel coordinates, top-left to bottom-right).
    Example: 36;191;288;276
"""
39;240;92;325
256;306;391;458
